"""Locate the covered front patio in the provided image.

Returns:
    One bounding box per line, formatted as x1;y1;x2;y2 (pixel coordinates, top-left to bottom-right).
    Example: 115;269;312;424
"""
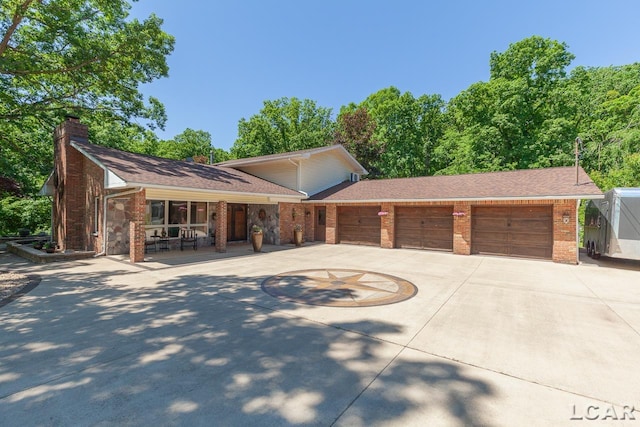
124;188;306;263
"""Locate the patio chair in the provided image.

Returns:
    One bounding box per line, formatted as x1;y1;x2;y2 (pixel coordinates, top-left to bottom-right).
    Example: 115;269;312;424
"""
181;228;197;251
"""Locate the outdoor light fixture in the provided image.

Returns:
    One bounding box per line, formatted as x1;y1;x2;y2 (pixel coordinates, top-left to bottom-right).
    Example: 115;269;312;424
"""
562;211;571;224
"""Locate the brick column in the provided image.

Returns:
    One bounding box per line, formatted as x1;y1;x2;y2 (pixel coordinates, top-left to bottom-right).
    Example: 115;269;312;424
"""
326;204;337;244
304;205;314;242
453;202;471;255
380;203;394;249
552;200;578;264
129;189;146;263
215;201;227;252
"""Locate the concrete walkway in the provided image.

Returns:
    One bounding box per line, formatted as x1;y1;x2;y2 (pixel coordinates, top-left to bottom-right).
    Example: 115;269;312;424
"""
1;245;639;426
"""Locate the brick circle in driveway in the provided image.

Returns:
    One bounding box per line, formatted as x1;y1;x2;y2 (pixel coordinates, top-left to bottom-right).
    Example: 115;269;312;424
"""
261;269;417;307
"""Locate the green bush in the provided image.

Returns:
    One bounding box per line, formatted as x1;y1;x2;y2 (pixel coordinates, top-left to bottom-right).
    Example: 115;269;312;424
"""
0;196;51;236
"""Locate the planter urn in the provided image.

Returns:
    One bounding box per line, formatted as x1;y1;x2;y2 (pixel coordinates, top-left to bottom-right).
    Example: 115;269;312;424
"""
294;230;303;247
251;231;263;252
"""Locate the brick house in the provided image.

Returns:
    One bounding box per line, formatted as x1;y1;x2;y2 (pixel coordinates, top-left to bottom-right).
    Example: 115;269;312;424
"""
42;117;603;264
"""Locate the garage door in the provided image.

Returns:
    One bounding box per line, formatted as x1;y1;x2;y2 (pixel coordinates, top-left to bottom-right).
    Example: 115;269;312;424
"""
395;206;453;251
338;206;381;246
472;206;553;259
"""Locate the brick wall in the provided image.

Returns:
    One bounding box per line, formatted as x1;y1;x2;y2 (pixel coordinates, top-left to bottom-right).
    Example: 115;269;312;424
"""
380;202;394;249
552;200;578;264
278;202;305;244
129;189;146;263
326;204;337;244
308;198;579;264
453;201;471;255
84;159;105;252
53;117;89;251
303;206;314;242
215;201;227;252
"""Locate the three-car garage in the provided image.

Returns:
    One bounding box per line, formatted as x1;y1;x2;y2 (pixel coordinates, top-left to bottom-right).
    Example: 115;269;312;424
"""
309;166;603;264
335;204;554;261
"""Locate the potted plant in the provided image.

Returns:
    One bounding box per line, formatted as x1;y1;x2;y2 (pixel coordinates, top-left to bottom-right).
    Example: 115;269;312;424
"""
33;241;43;250
251;225;263;252
43;241;55;253
293;224;303;247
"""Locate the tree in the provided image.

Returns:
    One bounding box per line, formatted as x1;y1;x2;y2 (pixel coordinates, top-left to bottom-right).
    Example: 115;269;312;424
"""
0;0;174;234
442;36;577;173
333;106;384;177
564;64;640;189
0;0;174;189
358;87;445;178
231;97;334;158
157;129;212;161
0;0;173;127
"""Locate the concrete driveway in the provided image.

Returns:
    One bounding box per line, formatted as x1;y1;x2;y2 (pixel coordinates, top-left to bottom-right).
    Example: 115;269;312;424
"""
1;244;639;426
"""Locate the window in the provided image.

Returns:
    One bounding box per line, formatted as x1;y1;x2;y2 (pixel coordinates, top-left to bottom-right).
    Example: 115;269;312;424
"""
145;200;165;225
190;202;207;224
94;197;100;234
144;199;210;238
169;201;188;225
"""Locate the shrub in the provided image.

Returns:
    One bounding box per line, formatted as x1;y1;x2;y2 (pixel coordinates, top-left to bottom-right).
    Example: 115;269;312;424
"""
0;196;51;236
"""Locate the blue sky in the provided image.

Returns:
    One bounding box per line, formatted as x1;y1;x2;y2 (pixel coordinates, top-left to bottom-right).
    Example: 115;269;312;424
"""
130;1;640;151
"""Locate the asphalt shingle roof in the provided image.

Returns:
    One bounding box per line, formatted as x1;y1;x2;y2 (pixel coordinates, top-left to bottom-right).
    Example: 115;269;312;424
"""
71;138;303;197
309;167;603;201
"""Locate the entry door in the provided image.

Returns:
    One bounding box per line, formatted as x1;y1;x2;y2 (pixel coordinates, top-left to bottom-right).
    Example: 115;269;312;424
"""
315;207;326;241
227;204;247;241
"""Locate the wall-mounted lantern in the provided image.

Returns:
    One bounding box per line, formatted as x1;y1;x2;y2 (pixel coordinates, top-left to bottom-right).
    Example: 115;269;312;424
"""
562;211;571;224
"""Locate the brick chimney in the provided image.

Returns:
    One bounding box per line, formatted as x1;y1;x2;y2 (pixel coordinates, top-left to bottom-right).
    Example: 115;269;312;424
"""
53;116;89;251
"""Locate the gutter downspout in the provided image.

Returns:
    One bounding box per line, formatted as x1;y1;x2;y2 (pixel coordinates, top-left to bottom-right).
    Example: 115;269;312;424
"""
288;158;301;192
576;199;581;265
94;187;143;257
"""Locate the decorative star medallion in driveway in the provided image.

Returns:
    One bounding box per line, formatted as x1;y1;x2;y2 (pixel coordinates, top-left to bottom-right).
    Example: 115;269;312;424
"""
261;269;417;307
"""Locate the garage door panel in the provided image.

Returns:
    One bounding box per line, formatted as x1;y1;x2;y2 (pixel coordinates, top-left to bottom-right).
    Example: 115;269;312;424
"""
474;206;511;216
510;243;552;259
423;235;454;250
472;206;553;260
473;217;509;229
510;206;552;218
395;206;453;251
509;219;552;232
338;206;381;246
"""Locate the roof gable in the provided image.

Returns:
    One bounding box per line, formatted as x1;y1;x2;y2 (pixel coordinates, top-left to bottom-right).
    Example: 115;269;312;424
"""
216;144;367;174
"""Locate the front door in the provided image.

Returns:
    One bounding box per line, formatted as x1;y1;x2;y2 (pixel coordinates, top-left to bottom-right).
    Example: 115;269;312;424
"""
227;204;247;241
315;207;326;241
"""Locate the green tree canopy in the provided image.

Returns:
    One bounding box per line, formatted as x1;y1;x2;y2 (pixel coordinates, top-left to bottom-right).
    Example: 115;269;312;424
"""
440;36;577;174
231;97;335;158
0;0;173;127
0;0;174;194
333;106;383;177
357;87;445;178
